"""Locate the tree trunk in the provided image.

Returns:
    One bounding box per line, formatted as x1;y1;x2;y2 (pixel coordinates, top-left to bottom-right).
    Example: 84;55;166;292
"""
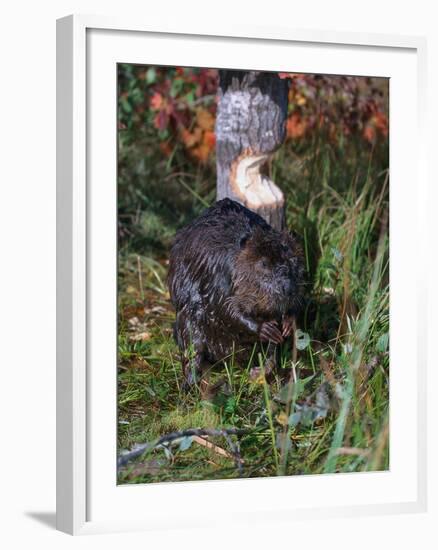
215;70;289;230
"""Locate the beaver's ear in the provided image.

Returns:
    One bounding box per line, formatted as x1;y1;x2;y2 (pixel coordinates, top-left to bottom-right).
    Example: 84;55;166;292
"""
282;228;299;242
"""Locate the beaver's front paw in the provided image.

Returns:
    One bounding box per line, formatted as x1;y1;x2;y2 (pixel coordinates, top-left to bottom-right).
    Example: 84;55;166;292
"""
282;315;296;338
258;321;283;344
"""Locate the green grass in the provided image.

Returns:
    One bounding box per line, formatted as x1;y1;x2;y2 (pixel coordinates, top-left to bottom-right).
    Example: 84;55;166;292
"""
117;123;389;484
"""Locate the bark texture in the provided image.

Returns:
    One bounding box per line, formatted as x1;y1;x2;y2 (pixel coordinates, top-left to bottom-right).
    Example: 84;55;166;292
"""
215;70;289;229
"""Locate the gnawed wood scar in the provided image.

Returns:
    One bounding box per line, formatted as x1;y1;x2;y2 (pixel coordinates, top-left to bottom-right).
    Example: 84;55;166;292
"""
230;148;284;211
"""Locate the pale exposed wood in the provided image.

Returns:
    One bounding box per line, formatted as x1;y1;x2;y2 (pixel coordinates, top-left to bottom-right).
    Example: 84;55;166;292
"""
192;435;238;461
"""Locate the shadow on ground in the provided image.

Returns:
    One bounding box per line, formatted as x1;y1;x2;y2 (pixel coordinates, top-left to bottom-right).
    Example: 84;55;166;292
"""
25;511;56;530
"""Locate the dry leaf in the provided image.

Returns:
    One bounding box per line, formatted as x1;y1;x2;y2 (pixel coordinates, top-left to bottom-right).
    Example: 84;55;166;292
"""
180;127;202;148
129;331;151;342
196;108;215;131
276;411;289;427
191;143;211;163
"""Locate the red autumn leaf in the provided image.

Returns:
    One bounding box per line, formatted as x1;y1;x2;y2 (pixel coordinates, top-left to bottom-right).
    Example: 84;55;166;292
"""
203;130;216;148
287;113;307;139
150;92;163;110
363;124;376;143
374;111;388;137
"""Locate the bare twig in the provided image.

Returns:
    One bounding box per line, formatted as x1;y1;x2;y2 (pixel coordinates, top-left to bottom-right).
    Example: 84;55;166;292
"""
335;447;370;457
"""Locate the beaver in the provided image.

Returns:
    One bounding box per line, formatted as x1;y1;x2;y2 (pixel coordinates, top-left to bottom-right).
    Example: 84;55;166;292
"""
167;198;305;387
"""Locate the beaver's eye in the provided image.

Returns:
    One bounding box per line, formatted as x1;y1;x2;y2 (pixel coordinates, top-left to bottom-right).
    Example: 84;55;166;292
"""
239;234;250;248
261;259;268;268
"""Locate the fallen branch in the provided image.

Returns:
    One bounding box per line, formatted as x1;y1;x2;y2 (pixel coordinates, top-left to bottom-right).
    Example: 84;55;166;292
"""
118;427;248;472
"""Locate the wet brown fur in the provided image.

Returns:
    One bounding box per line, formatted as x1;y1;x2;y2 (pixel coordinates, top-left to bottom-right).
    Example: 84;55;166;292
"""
167;198;305;387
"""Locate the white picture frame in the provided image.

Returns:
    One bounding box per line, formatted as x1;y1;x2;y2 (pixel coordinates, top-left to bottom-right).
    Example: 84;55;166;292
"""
56;14;428;535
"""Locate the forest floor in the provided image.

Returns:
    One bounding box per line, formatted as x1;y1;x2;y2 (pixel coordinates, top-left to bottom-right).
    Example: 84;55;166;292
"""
117;128;390;484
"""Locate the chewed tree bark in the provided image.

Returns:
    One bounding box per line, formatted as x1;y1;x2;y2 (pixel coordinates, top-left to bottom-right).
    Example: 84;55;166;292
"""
215;70;289;230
